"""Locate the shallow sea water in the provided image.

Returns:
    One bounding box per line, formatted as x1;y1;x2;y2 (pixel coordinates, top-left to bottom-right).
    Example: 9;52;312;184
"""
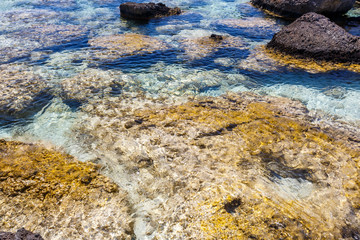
0;0;360;238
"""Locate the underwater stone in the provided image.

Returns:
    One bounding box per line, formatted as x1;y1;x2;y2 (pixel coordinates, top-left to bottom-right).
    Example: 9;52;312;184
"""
267;12;360;64
180;34;245;60
251;0;356;18
0;139;133;239
60;68;124;101
88;33;168;60
0;228;43;240
75;92;360;239
120;2;181;20
0;64;49;115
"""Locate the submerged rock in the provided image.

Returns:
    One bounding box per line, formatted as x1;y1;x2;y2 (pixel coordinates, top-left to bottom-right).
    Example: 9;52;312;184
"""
120;2;181;20
60;68;124;101
0;24;87;63
251;0;356;18
88;33;167;60
0;64;50;115
75;92;360;239
0;140;133;239
0;228;43;240
180;34;245;60
267;12;360;64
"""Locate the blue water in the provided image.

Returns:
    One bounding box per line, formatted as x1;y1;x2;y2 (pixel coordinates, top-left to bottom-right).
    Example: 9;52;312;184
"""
0;0;359;146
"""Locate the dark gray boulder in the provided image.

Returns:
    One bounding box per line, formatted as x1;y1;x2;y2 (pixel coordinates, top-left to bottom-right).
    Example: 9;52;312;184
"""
267;12;360;63
251;0;356;18
120;2;181;20
0;228;43;240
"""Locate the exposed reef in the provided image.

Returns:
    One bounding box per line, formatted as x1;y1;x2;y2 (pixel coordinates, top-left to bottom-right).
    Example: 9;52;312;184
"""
267;12;360;64
251;0;356;18
0;140;133;239
120;2;181;20
74;92;360;239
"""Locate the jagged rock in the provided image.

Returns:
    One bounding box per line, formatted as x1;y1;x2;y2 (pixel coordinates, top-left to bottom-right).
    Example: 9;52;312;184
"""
75;92;360;239
0;228;43;240
251;0;356;18
120;2;181;20
0;140;133;239
267;12;360;64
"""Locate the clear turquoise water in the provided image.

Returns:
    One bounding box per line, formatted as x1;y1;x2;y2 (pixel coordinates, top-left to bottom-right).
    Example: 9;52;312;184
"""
0;0;359;151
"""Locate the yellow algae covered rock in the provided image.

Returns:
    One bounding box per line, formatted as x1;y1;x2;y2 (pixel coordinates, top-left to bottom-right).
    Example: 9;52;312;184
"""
75;92;360;239
239;46;360;73
180;34;245;60
0;64;49;115
88;33;167;60
0;139;133;240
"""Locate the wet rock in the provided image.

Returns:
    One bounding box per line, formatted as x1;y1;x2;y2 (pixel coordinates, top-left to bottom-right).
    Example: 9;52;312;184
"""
251;0;356;18
0;64;49;115
75;92;360;239
267;12;360;64
88;33;167;60
0;140;133;239
209;34;223;41
0;228;43;240
120;2;181;20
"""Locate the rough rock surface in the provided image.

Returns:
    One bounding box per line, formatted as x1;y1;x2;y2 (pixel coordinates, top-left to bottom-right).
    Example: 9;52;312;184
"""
60;68;124;101
0;64;49;115
267;12;360;64
0;140;133;240
0;228;43;240
88;33;167;60
251;0;356;18
180;35;245;60
120;2;181;20
74;92;360;239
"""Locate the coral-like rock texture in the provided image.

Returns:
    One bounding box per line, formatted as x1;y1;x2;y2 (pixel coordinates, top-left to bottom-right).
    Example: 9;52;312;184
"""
88;33;167;60
0;64;49;115
120;2;181;20
0;228;43;240
251;0;356;18
181;34;245;60
0;140;133;239
267;12;360;64
76;92;360;239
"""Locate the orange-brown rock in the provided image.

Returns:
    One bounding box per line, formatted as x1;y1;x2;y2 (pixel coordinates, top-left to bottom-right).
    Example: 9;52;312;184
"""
0;139;133;239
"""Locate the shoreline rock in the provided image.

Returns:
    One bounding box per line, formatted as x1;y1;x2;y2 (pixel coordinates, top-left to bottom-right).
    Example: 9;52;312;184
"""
267;12;360;64
251;0;356;18
120;2;181;20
